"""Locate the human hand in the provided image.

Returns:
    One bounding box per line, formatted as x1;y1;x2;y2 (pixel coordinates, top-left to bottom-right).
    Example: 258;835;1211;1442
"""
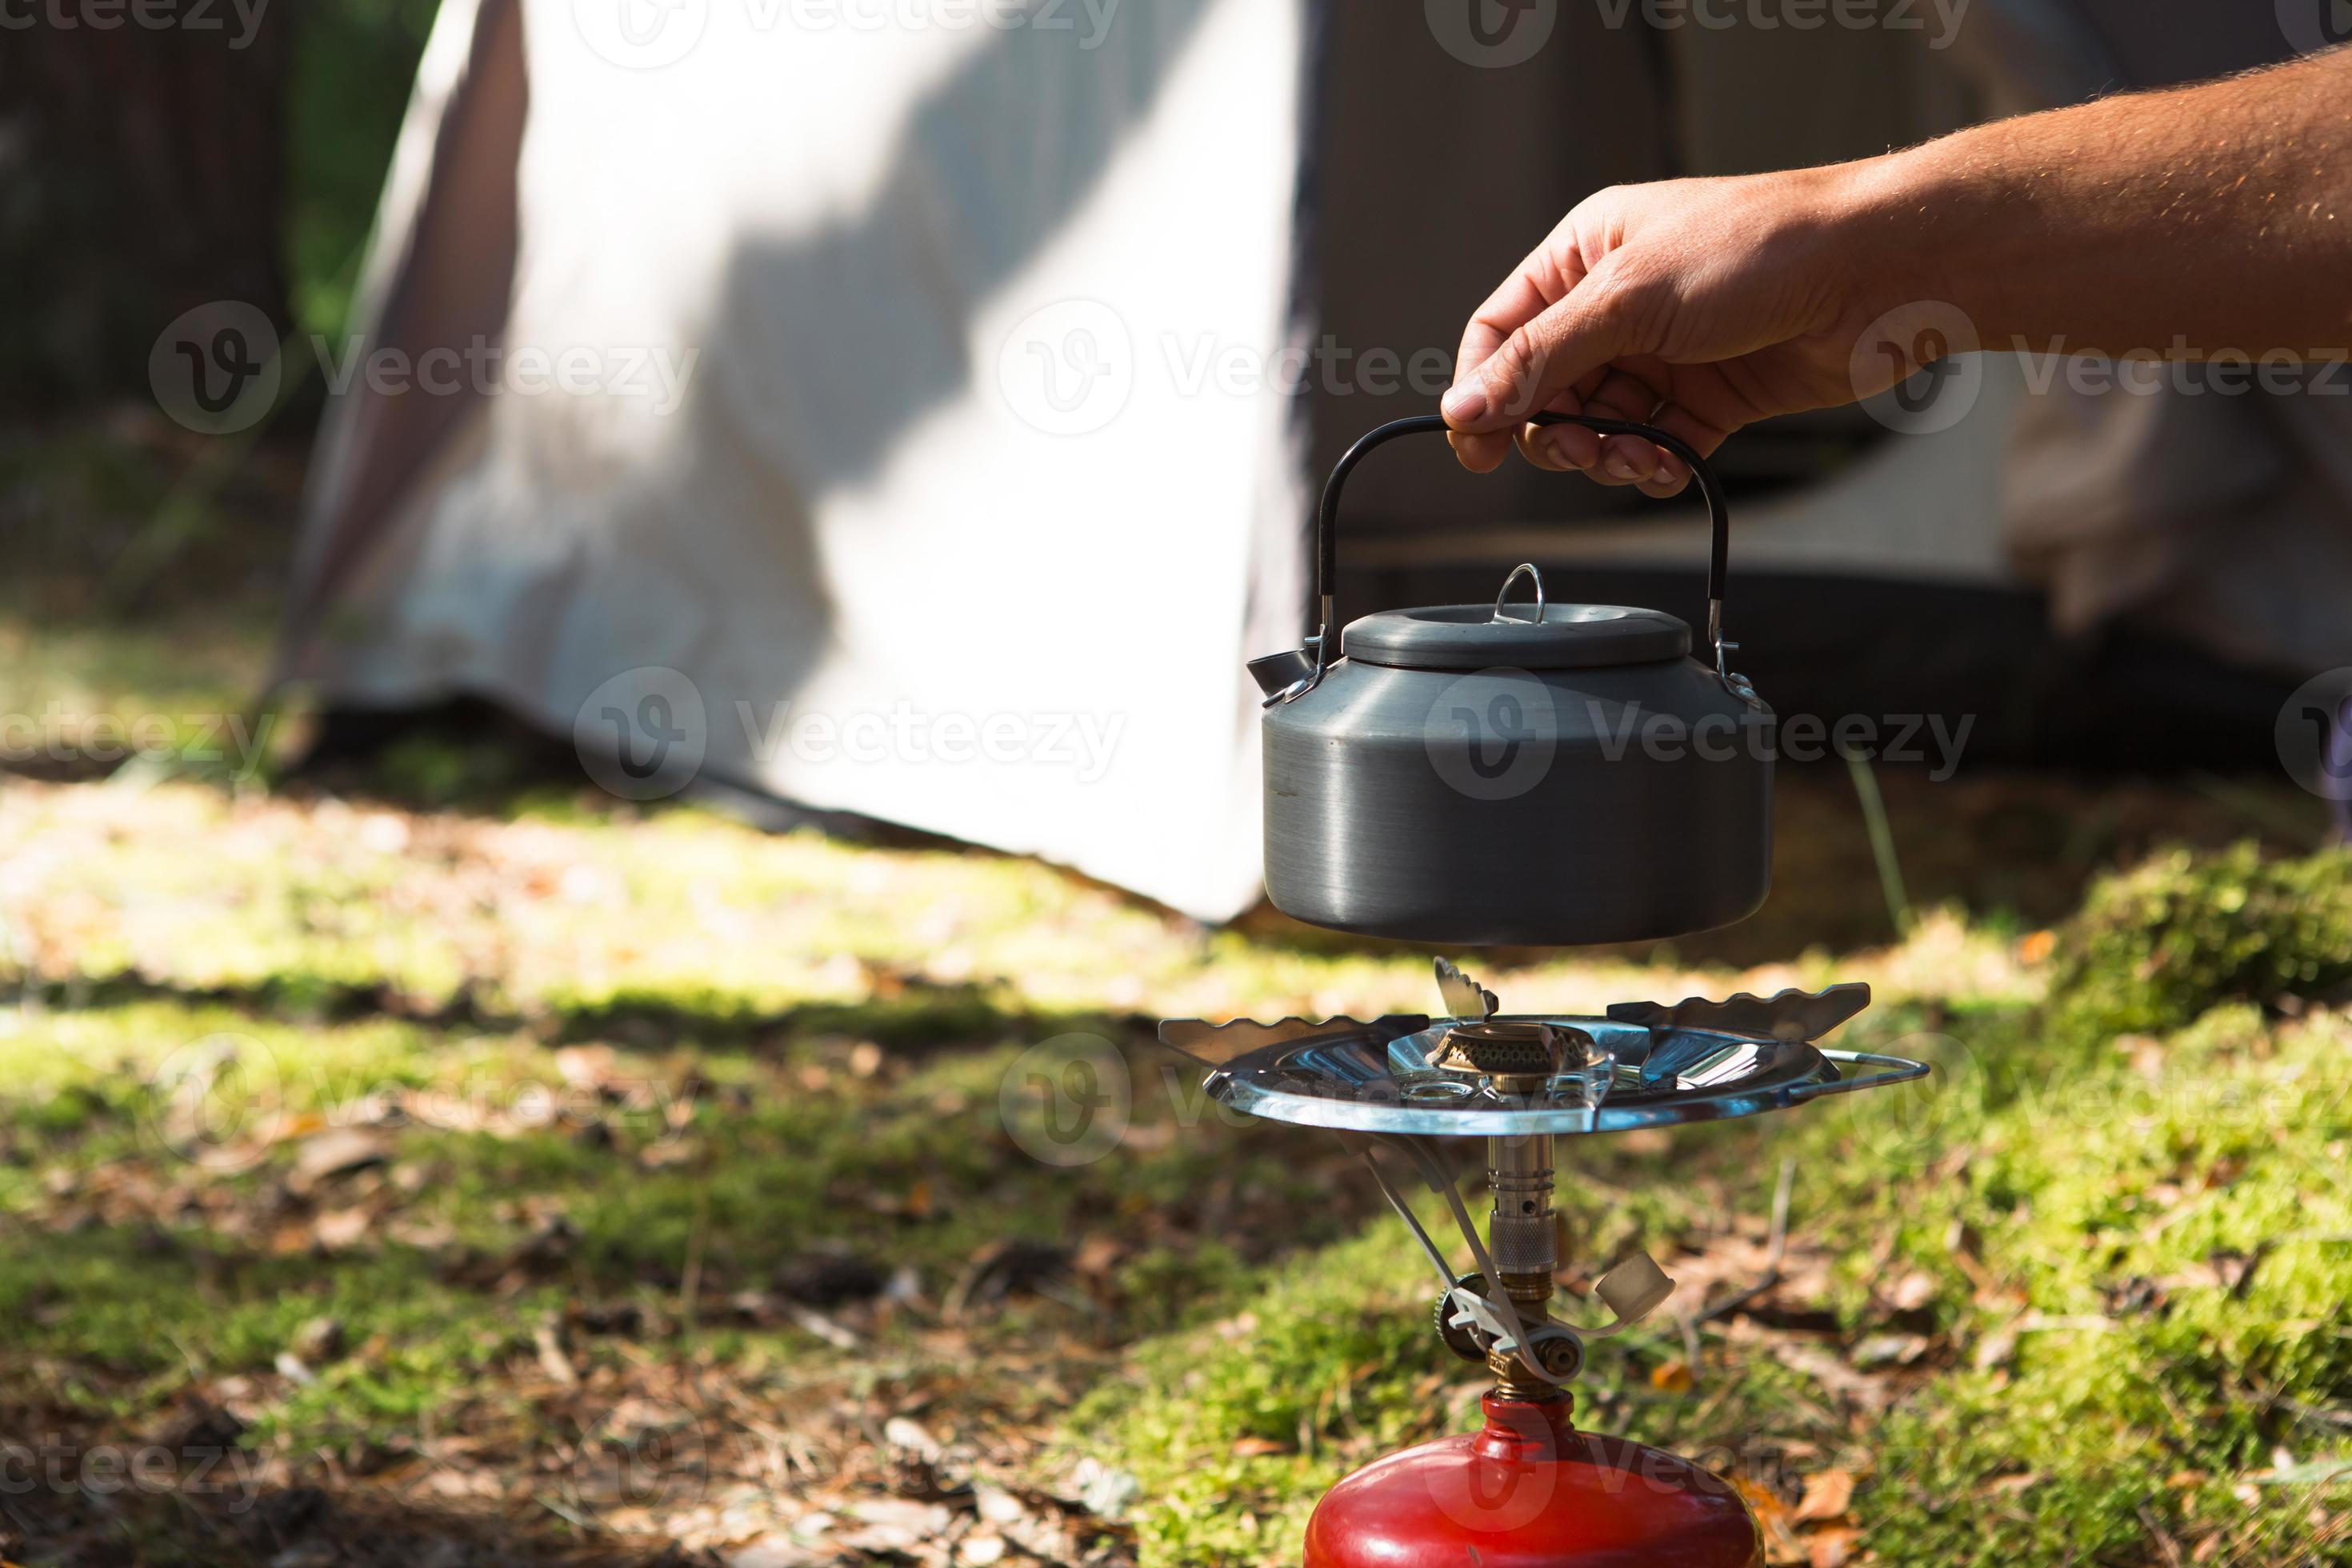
1440;166;1913;498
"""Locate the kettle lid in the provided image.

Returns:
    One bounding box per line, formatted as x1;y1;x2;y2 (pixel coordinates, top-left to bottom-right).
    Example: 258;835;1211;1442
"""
1342;564;1690;673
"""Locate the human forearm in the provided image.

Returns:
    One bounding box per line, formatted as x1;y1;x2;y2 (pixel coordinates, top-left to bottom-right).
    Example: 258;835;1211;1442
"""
1441;46;2352;492
1855;49;2352;357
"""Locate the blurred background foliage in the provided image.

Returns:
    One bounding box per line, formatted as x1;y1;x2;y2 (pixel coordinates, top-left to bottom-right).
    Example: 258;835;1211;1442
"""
0;0;438;417
283;0;444;348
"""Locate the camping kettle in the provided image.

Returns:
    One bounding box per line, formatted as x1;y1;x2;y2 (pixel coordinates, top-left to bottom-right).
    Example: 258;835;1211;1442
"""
1250;414;1774;947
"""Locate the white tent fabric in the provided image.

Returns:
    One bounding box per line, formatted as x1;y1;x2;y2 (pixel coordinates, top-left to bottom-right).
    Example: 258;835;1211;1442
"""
285;0;1309;922
284;0;2350;927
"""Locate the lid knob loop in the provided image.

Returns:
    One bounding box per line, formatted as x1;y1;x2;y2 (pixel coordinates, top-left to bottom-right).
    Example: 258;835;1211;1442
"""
1490;563;1546;626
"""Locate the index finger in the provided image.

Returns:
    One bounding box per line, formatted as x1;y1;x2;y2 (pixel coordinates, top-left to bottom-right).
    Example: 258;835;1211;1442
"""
1446;239;1587;469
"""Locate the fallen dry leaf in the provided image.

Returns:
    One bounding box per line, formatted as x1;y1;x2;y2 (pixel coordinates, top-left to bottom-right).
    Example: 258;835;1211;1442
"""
311;1206;371;1251
1808;1524;1862;1567
532;1320;578;1387
836;1496;953;1554
287;1128;392;1196
1769;1342;1892;1410
1886;1270;1937;1312
1737;1479;1806;1566
1794;1468;1855;1523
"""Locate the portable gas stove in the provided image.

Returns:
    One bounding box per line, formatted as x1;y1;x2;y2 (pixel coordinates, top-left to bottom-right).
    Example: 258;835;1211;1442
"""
1161;408;1932;1562
1160;959;1928;1567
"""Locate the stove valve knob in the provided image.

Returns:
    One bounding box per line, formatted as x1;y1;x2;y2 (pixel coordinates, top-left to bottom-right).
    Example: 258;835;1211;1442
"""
1434;1273;1491;1363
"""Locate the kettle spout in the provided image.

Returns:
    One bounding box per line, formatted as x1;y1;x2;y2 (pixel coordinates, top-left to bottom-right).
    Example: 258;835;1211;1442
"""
1248;648;1316;700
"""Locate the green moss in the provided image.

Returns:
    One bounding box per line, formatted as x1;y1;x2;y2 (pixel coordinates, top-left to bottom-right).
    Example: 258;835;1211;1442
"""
1067;1224;1448;1565
2049;843;2352;1039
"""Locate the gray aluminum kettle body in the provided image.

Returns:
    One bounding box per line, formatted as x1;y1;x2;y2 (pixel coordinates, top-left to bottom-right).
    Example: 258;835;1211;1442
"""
1251;414;1774;946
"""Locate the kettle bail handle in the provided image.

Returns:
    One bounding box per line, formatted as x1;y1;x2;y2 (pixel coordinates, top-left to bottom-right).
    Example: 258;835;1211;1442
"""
1284;413;1746;703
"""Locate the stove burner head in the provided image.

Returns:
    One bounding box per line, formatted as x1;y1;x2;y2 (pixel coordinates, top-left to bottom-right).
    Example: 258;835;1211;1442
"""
1434;1019;1574;1079
1155;962;1926;1138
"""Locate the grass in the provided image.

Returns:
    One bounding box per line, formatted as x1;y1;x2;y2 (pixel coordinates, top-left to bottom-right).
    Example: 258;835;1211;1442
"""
0;750;2346;1562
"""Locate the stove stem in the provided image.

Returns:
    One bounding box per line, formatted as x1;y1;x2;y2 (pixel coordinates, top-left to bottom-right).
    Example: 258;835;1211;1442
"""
1484;1127;1558;1398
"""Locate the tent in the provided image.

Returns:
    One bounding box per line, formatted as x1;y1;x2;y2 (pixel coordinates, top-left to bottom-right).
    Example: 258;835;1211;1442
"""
280;0;2352;922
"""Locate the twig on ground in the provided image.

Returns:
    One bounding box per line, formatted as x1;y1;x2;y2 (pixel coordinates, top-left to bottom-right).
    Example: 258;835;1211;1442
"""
680;1176;712;1334
1694;1157;1797;1326
2137;1505;2186;1568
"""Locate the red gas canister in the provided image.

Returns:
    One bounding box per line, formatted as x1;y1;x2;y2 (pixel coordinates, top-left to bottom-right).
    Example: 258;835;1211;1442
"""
1302;1394;1762;1568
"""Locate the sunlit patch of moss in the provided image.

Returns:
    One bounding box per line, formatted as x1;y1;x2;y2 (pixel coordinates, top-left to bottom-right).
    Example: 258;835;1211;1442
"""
1826;1003;2352;1561
2050;843;2352;1039
0;780;2030;1057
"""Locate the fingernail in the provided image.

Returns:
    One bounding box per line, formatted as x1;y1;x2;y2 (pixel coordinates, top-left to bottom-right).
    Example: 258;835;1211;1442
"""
1654;458;1682;486
1549;433;1586;470
1606;455;1639;480
1442;384;1488;425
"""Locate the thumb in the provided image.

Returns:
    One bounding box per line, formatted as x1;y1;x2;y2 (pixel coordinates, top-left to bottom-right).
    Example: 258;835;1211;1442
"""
1442;281;1642;433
